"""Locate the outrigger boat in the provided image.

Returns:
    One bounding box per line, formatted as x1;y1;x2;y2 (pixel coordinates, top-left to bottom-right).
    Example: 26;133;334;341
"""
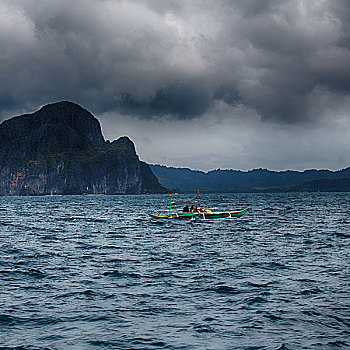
146;191;251;220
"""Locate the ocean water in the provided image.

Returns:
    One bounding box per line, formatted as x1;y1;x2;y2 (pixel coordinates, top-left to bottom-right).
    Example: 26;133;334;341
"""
0;193;349;350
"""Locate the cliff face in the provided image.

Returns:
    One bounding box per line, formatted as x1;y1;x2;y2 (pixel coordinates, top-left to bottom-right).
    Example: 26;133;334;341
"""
0;101;166;195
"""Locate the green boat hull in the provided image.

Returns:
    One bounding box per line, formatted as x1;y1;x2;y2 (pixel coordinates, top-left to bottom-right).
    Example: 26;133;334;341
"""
146;206;251;220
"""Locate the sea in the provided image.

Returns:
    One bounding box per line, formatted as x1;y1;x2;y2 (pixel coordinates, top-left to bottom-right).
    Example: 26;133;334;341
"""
0;193;349;350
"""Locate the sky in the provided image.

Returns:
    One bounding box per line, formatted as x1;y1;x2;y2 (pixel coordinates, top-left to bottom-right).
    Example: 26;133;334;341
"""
0;0;349;171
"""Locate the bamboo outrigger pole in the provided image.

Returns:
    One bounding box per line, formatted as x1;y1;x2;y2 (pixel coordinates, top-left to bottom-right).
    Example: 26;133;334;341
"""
169;193;172;217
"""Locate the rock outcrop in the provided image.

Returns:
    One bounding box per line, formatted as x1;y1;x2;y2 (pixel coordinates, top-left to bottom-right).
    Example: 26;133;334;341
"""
0;101;166;195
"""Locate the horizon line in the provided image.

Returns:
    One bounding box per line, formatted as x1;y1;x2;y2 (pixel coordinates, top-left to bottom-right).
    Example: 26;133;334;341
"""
150;163;350;174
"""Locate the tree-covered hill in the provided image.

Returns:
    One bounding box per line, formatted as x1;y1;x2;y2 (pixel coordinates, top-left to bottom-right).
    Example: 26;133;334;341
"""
150;164;350;193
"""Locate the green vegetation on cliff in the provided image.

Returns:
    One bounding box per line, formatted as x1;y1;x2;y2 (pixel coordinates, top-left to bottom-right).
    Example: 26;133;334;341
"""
0;101;167;195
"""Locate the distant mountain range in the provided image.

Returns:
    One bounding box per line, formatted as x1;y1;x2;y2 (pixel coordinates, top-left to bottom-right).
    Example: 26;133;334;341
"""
0;101;166;195
150;164;350;193
1;100;348;196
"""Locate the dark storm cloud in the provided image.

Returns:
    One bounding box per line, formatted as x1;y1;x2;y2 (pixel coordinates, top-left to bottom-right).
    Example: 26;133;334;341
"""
119;83;212;118
1;0;350;123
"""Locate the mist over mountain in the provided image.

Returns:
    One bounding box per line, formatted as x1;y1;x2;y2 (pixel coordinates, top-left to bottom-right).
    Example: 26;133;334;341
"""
0;101;166;195
150;164;350;193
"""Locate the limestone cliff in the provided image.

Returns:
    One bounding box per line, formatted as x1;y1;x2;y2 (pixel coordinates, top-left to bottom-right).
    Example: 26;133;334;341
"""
0;101;166;195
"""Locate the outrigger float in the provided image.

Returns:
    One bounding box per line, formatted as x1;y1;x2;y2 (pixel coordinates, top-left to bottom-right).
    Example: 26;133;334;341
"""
146;191;251;220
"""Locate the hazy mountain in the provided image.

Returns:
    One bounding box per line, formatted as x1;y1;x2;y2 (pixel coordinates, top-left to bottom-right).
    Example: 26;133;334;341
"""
150;164;350;193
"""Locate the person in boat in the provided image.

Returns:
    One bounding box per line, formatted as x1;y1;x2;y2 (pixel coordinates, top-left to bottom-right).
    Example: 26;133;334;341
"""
183;205;189;212
190;205;198;213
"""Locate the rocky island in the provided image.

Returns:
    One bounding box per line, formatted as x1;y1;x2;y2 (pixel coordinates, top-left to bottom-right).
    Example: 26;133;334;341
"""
0;101;166;195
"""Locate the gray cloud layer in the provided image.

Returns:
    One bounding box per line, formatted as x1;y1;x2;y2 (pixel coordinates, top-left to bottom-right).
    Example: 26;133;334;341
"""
1;0;350;124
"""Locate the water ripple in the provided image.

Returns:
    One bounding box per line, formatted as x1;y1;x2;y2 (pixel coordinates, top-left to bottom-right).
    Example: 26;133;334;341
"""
0;193;349;349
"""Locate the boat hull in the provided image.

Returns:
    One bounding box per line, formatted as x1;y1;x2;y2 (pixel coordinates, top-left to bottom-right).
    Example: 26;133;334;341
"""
146;207;251;220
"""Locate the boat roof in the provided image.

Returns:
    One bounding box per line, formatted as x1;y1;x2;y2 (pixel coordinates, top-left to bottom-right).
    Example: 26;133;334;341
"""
170;193;199;207
171;201;197;207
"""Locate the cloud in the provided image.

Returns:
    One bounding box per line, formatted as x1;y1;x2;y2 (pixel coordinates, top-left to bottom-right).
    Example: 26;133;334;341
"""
0;0;349;125
0;0;349;171
99;99;350;171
